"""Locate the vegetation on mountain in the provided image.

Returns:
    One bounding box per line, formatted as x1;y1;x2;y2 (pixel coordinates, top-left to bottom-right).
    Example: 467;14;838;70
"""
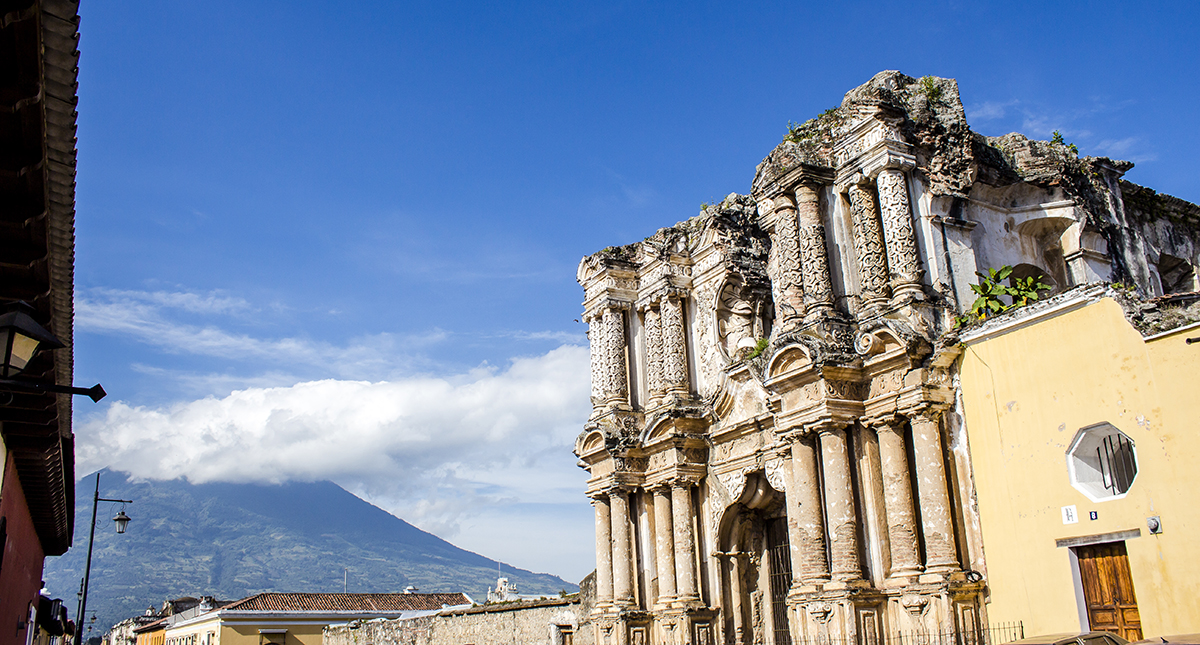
43;470;575;637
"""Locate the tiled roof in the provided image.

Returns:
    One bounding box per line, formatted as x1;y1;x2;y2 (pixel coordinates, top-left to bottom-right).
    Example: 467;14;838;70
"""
221;593;471;613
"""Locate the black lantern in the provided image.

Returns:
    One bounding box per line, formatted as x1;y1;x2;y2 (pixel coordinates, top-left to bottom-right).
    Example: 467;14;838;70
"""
0;302;64;377
113;509;131;534
0;301;106;402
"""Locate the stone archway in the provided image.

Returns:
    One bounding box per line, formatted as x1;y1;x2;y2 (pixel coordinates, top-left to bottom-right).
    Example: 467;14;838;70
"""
715;473;792;645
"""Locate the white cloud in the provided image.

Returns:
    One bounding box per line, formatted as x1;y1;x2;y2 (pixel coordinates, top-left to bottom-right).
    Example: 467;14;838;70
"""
76;344;594;575
1093;137;1157;163
966;99;1018;121
75;287;445;379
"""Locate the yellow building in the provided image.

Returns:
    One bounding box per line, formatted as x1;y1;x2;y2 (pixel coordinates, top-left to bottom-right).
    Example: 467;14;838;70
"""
133;618;166;645
161;593;470;645
958;287;1200;640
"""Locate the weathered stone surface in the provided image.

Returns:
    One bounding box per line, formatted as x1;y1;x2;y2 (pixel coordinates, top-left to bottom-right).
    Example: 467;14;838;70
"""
574;70;1200;645
323;576;596;645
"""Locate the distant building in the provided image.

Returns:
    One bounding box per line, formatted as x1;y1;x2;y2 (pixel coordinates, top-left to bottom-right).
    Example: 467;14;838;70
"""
113;599;228;645
325;577;595;645
485;577;559;604
0;1;82;644
162;593;471;645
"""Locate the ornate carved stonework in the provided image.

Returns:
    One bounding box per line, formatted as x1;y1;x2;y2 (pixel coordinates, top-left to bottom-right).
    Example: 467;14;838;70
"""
588;316;604;408
602;306;629;405
876;168;922;295
765;197;805;327
796;185;835;315
568;72;1094;645
660;295;688;395
717;283;756;359
644;306;664;402
849;183;890;306
693;280;723;398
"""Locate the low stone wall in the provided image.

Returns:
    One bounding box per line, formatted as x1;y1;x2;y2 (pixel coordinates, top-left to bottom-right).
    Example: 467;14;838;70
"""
325;577;594;645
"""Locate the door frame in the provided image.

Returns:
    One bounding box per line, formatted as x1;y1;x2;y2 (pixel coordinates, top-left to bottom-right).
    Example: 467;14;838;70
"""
1056;529;1142;633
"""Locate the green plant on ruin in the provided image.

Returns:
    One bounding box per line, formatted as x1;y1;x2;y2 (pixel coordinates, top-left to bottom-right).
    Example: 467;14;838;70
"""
1010;273;1052;307
1051;130;1079;155
918;76;943;103
746;337;769;359
955;266;1052;327
784;120;807;144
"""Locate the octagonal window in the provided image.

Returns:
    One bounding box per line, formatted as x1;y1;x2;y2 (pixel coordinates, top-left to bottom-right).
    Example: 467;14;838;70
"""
1067;423;1138;502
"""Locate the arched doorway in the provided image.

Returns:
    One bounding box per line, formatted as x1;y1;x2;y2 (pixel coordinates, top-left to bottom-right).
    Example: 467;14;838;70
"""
716;473;793;645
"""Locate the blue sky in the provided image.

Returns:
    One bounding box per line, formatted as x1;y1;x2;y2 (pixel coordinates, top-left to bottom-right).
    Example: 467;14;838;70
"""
68;0;1199;583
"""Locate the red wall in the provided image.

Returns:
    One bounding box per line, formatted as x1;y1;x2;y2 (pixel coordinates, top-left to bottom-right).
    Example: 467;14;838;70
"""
0;452;47;645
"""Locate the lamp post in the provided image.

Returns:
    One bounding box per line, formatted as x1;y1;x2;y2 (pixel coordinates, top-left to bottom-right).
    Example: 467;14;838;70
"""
0;301;106;401
76;472;133;642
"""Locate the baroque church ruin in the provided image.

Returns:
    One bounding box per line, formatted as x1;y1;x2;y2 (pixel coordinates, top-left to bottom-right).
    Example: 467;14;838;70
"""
574;71;1200;645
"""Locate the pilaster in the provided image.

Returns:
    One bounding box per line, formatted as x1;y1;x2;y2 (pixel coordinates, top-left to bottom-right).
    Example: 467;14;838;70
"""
817;423;862;583
796;183;836;319
906;406;959;576
874;168;923;301
874;418;923;581
847;183;891;308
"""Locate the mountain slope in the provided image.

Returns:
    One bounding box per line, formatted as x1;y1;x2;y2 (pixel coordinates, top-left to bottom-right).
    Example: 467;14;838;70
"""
42;470;575;637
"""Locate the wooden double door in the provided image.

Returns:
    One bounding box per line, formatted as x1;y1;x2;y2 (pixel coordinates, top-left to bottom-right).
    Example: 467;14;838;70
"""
1076;541;1142;641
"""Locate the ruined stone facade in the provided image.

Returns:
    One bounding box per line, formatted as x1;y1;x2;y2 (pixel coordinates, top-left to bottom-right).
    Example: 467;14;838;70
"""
573;72;1200;645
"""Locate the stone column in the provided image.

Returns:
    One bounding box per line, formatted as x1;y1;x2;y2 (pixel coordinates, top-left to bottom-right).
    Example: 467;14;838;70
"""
762;194;805;329
593;493;615;607
788;434;830;585
643;305;664;407
601;305;629;408
610;488;636;606
875;420;922;578
848;184;890;307
795;184;835;318
908;408;959;573
587;315;605;415
729;554;745;643
672;482;699;602
652;486;677;606
875;169;923;299
818;424;861;581
660;294;689;397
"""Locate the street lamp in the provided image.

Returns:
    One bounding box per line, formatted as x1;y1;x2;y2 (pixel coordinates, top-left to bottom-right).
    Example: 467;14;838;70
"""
76;472;133;642
0;301;106;402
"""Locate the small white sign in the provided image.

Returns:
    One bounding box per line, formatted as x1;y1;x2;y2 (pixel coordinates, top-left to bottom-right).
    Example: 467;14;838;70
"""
1062;505;1079;524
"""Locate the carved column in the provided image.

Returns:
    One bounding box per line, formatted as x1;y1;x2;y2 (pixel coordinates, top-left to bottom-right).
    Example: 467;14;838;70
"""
818;424;861;581
587;314;605;411
788;434;830;585
848;183;890;308
908;408;959;573
672;482;699;602
593;493;615;607
729;554;745;643
762;194;805;329
610;488;636;606
643;304;664;406
875;169;923;299
660;294;689;397
601;305;629;408
652;486;677;606
795;184;835;318
875;420;922;578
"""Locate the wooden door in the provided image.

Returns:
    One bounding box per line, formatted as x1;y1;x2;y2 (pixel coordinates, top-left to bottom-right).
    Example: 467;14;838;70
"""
1076;541;1142;641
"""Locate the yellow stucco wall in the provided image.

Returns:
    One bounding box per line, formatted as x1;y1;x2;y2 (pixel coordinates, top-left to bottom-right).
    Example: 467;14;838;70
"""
136;629;165;645
959;297;1200;637
218;621;325;645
